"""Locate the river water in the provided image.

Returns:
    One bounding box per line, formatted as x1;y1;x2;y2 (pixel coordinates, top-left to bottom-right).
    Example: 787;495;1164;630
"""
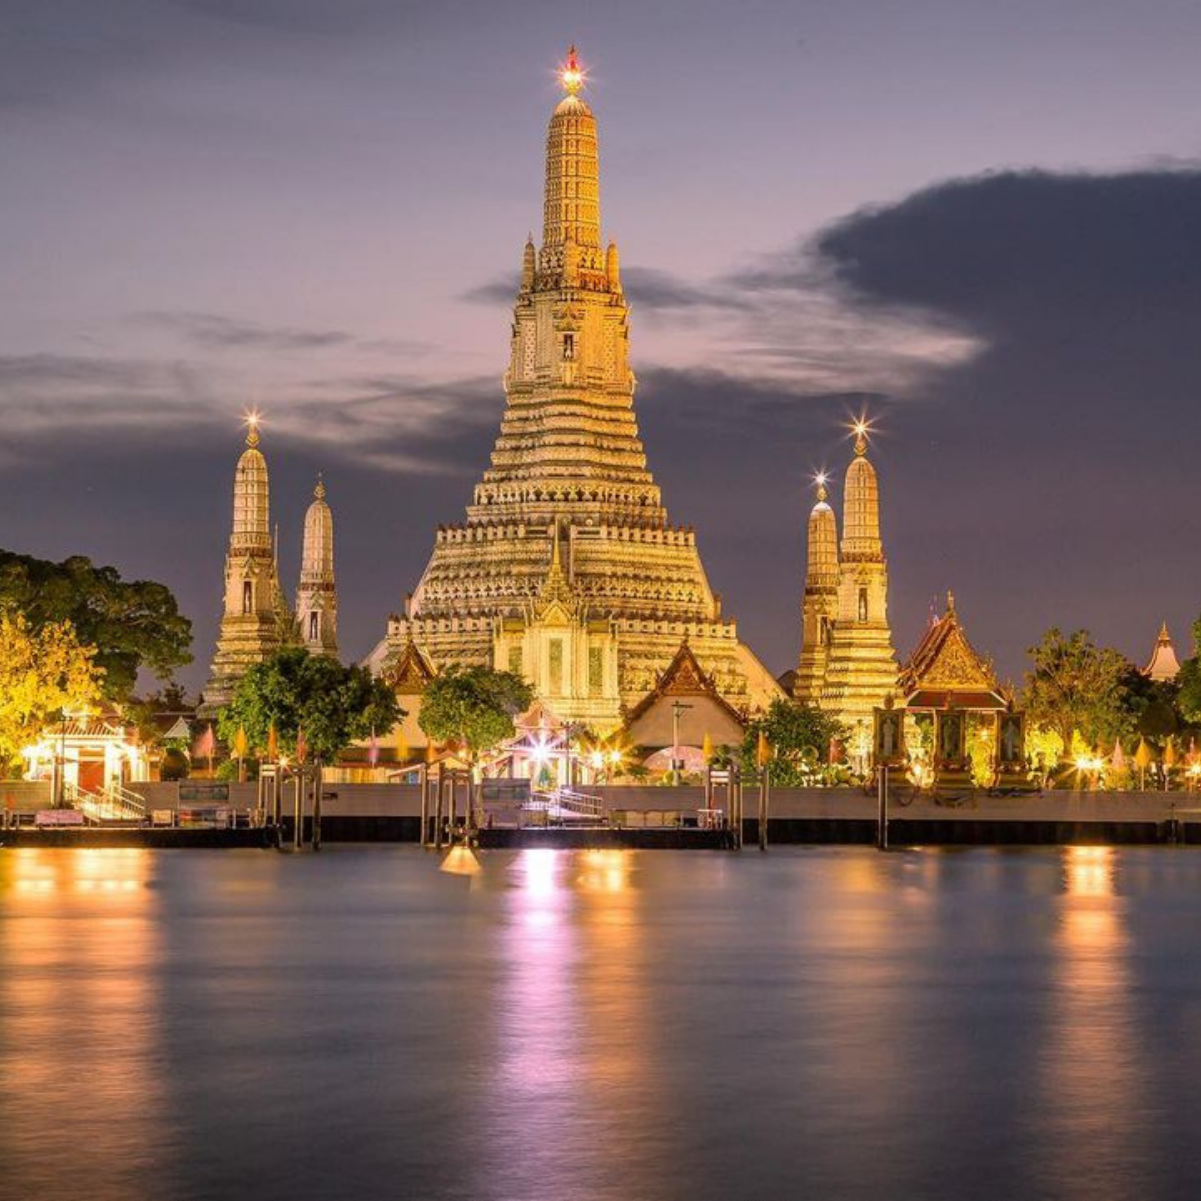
1;845;1199;1201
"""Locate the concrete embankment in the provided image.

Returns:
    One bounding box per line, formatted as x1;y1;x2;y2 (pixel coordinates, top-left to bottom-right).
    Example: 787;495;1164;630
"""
3;782;1199;848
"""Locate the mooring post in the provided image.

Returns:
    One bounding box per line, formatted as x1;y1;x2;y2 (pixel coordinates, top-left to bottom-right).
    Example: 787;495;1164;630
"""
433;769;445;850
877;765;889;851
292;770;303;850
758;773;769;852
733;766;743;850
312;763;322;852
419;764;430;845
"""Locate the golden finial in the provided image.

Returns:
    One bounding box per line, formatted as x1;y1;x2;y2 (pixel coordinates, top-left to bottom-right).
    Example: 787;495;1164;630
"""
314;472;326;502
243;409;262;449
946;589;956;613
851;417;870;456
560;44;584;95
814;471;828;503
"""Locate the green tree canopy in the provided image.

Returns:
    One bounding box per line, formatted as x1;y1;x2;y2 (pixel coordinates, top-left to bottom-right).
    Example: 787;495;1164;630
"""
218;648;401;763
0;549;192;699
418;665;534;764
1176;614;1201;726
0;610;103;772
1022;628;1135;753
741;698;847;784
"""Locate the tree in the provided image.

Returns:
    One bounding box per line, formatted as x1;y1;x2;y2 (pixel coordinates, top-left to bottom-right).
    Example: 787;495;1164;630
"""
0;549;192;699
217;648;401;763
1176;614;1201;725
418;665;534;766
741;698;847;785
1022;628;1135;754
0;610;103;772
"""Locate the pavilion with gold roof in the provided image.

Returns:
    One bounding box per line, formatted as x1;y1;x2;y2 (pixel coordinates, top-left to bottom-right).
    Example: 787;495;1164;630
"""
366;48;782;749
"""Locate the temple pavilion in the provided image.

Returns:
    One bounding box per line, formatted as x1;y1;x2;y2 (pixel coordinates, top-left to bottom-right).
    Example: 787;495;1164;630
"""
1143;622;1181;682
366;48;781;739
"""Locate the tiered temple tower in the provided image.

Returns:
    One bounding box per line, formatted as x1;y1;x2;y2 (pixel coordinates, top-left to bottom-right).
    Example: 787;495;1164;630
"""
793;474;839;701
794;423;899;736
296;475;339;658
200;419;287;715
368;48;780;729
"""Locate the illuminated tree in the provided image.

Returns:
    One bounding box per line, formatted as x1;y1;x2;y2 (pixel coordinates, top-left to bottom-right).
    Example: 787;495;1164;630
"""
218;648;400;764
418;666;533;767
0;549;192;699
0;610;103;772
741;698;846;785
1022;628;1134;754
1176;614;1201;725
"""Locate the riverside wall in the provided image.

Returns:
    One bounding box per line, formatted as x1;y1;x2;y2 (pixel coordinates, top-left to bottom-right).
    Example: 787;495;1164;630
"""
4;781;1200;846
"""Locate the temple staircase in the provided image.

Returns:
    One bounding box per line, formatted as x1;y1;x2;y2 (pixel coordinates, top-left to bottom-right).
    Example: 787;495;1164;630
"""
525;787;608;826
66;782;148;824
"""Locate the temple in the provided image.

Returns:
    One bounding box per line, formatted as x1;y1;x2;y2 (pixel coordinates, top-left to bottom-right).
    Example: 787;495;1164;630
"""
297;475;339;658
793;423;899;739
199;418;288;715
200;423;341;716
1143;622;1181;682
367;47;781;734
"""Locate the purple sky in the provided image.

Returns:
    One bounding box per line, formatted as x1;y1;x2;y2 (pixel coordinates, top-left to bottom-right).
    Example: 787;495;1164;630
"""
3;0;1200;692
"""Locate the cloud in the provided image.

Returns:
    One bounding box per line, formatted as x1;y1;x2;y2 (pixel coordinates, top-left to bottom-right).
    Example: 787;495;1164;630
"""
135;311;356;352
812;167;1201;345
0;349;496;475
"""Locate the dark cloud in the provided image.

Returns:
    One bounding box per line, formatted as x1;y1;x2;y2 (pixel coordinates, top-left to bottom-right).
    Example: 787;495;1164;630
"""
136;312;356;352
463;266;754;313
460;276;517;306
814;168;1201;346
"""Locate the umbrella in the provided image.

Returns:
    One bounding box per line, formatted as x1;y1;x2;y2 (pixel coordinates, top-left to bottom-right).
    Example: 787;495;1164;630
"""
267;722;279;762
295;726;308;764
701;732;713;764
1110;738;1126;772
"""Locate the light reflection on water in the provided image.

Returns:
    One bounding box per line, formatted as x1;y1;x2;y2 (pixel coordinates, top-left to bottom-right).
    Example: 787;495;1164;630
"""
1;846;1200;1201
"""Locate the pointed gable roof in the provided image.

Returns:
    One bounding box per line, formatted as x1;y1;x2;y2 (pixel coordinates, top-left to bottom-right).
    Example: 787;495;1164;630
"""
385;638;436;694
1143;621;1181;681
624;639;746;726
899;593;1006;709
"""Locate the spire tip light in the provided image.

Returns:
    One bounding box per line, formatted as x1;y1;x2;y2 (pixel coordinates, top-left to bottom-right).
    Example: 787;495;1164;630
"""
559;44;584;95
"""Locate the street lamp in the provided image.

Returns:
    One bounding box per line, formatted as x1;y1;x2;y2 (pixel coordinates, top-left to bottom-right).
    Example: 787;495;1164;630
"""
671;701;693;785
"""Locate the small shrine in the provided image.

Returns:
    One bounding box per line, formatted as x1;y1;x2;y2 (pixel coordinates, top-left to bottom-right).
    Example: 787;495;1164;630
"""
623;639;747;768
895;594;1028;793
1143;622;1181;682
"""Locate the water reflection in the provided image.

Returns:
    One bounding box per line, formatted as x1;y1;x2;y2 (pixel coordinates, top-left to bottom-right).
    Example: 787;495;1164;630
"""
0;849;167;1201
0;846;1197;1201
1034;846;1155;1198
468;849;664;1201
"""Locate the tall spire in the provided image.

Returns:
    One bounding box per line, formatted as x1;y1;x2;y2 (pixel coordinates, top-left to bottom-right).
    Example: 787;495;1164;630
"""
806;473;838;584
199;415;284;716
543;44;600;251
794;472;840;702
841;418;882;559
297;473;339;658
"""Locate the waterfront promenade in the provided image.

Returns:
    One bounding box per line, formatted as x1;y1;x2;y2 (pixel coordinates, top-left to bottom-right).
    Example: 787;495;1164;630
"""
2;781;1198;847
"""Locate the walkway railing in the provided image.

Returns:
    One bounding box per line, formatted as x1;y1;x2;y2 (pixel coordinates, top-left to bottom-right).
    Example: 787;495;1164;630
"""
66;782;147;823
523;787;608;826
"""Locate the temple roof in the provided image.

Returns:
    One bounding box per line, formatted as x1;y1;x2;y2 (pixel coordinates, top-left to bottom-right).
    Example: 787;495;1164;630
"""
1144;621;1181;681
385;638;436;694
898;593;1006;710
624;639;746;726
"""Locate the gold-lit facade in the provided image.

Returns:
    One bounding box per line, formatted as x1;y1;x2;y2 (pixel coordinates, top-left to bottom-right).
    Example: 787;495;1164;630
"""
200;422;288;715
368;50;781;732
794;426;899;734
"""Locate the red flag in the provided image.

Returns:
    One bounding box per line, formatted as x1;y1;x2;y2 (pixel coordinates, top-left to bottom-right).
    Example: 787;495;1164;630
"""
195;724;216;759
